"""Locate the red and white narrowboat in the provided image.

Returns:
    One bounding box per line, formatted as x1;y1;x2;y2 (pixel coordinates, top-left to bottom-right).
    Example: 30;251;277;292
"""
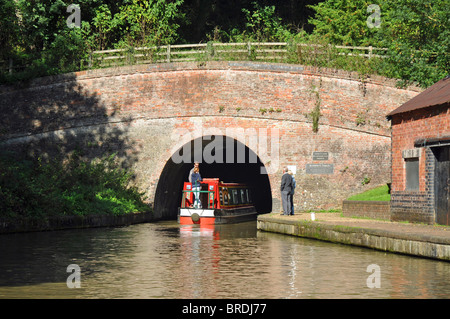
178;178;257;225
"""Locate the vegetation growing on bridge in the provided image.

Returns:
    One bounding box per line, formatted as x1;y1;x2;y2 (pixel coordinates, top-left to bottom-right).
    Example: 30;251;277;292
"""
0;152;149;222
0;0;447;88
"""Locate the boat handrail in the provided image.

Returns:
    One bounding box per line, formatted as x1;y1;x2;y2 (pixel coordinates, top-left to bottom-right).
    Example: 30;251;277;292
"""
181;190;215;209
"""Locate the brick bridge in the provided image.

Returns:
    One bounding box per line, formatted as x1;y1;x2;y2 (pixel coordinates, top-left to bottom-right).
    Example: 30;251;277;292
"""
0;62;420;219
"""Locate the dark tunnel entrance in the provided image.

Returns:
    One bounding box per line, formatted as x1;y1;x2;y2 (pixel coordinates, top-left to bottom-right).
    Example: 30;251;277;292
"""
154;135;272;220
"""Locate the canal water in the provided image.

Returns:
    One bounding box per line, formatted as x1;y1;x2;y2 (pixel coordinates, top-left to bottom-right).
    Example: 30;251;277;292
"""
0;221;449;299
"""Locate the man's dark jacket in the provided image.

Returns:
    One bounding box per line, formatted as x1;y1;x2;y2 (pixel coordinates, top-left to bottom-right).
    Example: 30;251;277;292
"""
280;172;293;193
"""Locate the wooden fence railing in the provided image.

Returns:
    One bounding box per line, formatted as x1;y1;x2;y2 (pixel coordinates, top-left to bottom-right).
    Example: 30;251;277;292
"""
1;42;389;74
88;42;388;68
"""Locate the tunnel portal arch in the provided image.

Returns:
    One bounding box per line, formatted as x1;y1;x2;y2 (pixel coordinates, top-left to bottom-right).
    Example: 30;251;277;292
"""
153;135;272;220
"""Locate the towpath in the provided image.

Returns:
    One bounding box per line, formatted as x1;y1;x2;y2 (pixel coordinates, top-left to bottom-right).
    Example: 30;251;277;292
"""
257;213;450;260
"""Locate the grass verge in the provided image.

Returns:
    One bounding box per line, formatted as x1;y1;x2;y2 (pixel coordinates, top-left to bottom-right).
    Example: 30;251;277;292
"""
346;184;391;201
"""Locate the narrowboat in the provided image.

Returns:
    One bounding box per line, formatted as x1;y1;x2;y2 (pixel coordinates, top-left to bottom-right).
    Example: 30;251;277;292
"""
178;178;257;225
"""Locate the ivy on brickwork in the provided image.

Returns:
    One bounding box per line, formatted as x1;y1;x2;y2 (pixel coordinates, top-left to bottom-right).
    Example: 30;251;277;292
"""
355;112;367;126
310;94;321;133
306;82;322;133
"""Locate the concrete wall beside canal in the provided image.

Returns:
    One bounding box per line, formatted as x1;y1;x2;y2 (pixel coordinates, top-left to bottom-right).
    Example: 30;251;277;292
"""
257;214;450;261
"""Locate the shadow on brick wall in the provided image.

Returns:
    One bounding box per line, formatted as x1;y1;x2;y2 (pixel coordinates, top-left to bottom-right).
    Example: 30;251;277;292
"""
0;72;138;169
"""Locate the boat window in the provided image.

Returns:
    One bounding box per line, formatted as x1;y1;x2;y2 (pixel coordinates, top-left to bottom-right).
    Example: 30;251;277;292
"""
223;188;229;205
232;189;239;204
227;189;233;205
240;189;246;204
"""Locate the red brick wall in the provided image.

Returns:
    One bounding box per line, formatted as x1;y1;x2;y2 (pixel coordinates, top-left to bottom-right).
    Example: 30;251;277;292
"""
390;105;450;223
391;106;450;191
342;200;390;220
0;62;421;217
0;62;419;139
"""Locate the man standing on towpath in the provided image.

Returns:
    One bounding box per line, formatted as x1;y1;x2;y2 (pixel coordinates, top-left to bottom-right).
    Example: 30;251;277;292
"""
280;167;293;215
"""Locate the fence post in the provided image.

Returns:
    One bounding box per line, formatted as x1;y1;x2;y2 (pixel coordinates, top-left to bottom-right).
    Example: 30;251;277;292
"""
88;52;93;68
369;46;373;59
207;42;214;60
167;44;171;63
247;42;252;59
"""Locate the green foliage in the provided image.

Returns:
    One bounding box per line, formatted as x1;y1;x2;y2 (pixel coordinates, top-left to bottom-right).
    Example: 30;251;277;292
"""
379;0;449;88
0;0;21;61
0;153;149;221
241;2;292;42
0;0;447;88
114;0;184;47
361;176;371;185
84;4;118;51
307;0;449;87
0;0;184;82
307;86;321;133
308;0;384;46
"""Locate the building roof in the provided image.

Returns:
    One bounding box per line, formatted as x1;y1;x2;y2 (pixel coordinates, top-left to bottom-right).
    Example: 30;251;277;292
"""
387;75;450;118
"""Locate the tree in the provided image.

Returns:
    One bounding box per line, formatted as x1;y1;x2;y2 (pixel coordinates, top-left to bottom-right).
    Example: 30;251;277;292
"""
380;0;449;87
308;0;384;46
241;2;292;42
0;0;21;62
85;4;118;51
307;0;449;87
115;0;184;46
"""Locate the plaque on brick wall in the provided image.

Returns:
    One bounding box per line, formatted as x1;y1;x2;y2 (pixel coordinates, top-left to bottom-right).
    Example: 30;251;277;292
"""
313;152;329;161
306;163;334;175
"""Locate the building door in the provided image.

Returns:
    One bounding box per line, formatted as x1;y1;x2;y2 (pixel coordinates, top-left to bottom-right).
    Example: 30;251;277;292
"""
435;146;450;225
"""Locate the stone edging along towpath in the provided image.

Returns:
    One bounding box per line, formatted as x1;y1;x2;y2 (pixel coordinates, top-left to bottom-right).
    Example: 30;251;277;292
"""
257;213;450;261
